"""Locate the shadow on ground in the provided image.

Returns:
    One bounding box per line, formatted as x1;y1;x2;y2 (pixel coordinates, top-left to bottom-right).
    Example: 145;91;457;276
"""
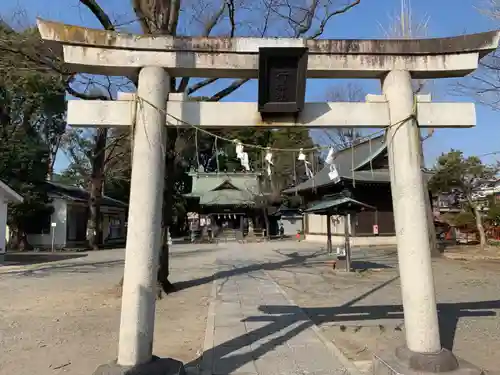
3;252;87;266
178;267;499;375
0;247;223;277
172;249;329;292
0;260;125;277
259;300;499;352
351;260;393;269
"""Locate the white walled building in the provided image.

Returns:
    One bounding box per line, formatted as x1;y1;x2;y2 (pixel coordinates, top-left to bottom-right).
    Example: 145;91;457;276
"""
26;181;127;250
0;180;23;263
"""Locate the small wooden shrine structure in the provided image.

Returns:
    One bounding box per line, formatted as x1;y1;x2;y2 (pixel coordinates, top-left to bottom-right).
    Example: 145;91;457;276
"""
283;136;433;246
184;171;274;240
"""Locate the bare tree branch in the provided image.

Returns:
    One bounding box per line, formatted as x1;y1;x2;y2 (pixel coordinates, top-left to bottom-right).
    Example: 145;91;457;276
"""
186;78;218;95
227;0;237;37
79;0;116;30
183;0;362;98
310;0;361;38
207;78;250;101
320;83;365;148
177;2;227;92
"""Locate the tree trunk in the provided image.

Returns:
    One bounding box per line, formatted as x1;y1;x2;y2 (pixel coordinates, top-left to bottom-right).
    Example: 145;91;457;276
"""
47;154;54;181
157;127;177;295
474;205;487;250
12;228;33;251
157;227;175;295
263;207;270;240
88;128;107;250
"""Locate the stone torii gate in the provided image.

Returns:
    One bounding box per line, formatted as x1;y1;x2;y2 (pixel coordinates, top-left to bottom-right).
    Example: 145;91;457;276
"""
37;18;499;375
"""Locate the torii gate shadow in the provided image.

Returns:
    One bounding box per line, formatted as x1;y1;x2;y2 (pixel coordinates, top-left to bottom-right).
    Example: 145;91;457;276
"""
256;299;499;352
182;276;498;375
172;249;329;292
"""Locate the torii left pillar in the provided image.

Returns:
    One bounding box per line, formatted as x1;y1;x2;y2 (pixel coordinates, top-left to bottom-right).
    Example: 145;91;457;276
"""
118;67;168;366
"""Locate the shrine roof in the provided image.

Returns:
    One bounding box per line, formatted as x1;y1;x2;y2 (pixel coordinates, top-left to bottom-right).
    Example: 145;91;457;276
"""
304;196;376;215
282;137;433;194
185;172;260;206
283;136;386;193
46;181;127;208
184;190;256;206
0;180;23;203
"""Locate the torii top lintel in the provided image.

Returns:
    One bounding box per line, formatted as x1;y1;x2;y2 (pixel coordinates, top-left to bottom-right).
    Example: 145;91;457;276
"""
36;18;500;79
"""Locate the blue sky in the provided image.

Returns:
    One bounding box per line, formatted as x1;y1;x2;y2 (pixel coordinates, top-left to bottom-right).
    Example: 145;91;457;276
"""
2;0;500;171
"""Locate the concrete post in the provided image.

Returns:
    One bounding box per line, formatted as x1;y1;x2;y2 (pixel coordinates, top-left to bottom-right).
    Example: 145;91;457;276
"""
383;70;441;354
344;214;351;272
117;67;168;366
326;213;332;253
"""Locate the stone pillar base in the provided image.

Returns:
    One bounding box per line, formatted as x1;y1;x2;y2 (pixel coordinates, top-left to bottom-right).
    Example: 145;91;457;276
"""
93;357;185;375
374;347;485;375
0;253;5;264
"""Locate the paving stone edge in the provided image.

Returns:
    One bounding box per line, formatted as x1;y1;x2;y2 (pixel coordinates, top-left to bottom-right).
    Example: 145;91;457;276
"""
200;277;218;375
262;269;364;375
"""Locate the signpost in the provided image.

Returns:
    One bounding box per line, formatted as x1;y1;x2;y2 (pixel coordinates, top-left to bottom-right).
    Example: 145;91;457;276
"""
51;222;56;253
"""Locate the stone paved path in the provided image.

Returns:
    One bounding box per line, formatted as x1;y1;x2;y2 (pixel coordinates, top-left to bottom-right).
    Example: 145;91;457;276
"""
201;262;352;375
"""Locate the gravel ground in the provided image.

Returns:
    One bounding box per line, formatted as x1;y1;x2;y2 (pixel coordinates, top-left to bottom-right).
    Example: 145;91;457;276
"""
1;242;499;375
0;245;228;375
265;245;500;373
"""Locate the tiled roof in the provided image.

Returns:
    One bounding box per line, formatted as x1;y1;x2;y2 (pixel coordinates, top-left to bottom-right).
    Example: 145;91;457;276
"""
283;136;434;194
304;196;376;214
46;181;128;208
186;172;261;206
0;180;23;203
283;136;387;193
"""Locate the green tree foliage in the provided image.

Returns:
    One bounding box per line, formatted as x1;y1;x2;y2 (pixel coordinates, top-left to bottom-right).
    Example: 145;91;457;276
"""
0;125;53;247
0;21;66;248
429;149;498;249
61;126;132;199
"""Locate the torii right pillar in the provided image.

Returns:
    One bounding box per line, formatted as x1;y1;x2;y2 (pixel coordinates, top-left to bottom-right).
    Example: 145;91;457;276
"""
376;70;478;374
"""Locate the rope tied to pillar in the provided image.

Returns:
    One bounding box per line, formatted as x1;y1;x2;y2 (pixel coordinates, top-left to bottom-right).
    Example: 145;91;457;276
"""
385;94;419;148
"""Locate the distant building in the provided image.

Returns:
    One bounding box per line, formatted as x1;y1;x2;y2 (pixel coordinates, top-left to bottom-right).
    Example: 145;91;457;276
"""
184;171;278;239
433;191;462;215
283;136;434;247
26;181;127;250
433;179;500;218
0;180;23;263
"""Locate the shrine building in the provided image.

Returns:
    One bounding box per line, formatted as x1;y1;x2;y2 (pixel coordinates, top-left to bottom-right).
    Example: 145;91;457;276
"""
283;135;434;247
